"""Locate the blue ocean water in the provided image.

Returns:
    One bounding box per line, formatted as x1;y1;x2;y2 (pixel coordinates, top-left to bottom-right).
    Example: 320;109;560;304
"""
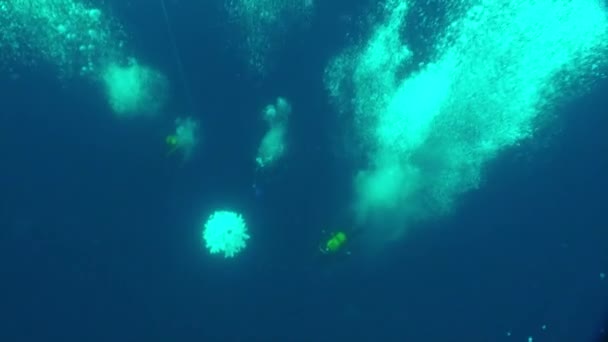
1;1;607;341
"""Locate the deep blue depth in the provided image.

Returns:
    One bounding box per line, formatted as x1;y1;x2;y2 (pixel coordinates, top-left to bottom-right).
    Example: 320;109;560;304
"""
1;1;607;341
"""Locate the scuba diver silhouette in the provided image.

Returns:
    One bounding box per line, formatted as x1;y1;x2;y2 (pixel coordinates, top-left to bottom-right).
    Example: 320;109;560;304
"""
316;209;363;257
318;227;361;257
319;231;349;255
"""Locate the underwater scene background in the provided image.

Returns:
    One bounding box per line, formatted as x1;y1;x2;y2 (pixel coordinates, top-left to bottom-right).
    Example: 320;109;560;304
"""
1;0;608;341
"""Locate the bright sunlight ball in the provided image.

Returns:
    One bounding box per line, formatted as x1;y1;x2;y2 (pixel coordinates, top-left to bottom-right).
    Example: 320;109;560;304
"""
202;210;250;258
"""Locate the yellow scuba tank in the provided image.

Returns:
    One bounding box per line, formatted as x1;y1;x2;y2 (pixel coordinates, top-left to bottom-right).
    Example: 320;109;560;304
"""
320;231;347;254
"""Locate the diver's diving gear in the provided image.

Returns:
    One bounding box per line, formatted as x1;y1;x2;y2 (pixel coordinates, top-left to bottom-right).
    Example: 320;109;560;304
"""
320;231;347;254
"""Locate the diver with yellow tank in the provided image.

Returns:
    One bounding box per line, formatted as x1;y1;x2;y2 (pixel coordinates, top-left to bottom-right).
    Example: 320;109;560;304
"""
319;230;352;256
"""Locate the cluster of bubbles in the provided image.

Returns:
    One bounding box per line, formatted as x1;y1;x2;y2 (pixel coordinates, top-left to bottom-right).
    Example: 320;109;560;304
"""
101;58;169;118
0;0;125;76
256;96;291;169
325;0;608;243
203;210;250;258
225;0;314;74
0;0;169;117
